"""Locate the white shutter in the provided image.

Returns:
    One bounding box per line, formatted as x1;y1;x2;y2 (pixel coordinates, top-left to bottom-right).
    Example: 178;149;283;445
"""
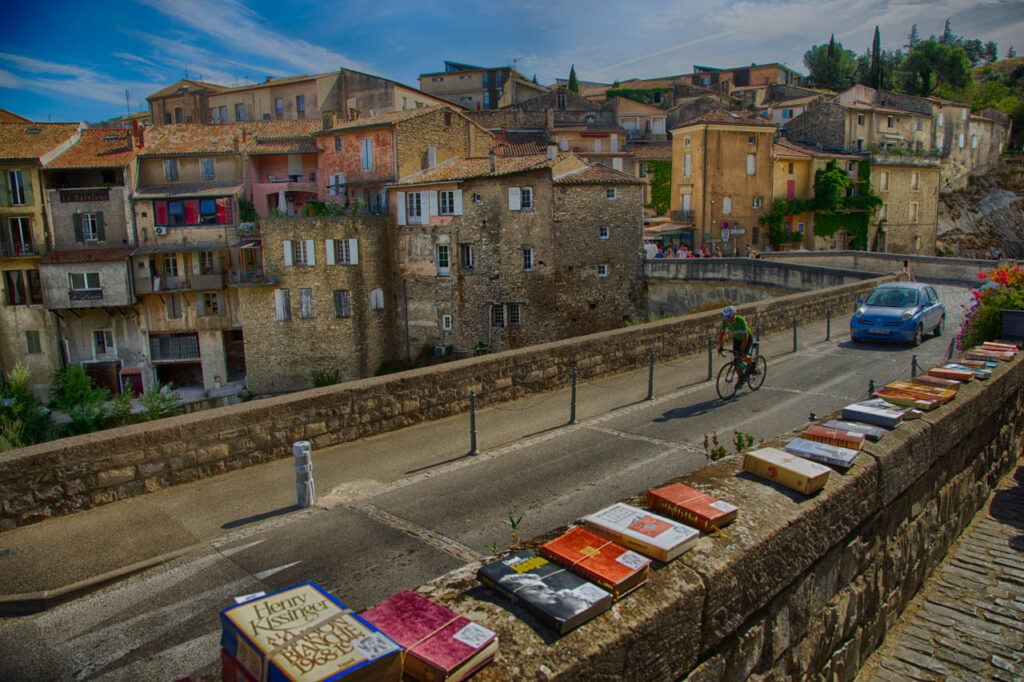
682;194;691;212
427;147;437;166
349;239;359;265
684;154;691;177
653;118;666;134
594;139;602;152
325;239;335;265
397;192;406;225
305;239;315;266
328;174;337;196
723;196;732;214
612;158;623;171
746;154;755;175
453;189;463;215
508;187;521;210
283;240;293;266
610;136;618;152
428;191;438;217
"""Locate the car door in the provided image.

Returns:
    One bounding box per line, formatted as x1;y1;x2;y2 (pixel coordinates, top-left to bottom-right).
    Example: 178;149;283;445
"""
922;287;938;329
927;287;943;328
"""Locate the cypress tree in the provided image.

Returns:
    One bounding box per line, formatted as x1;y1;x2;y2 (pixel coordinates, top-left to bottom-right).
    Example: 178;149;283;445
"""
870;26;882;89
568;65;579;93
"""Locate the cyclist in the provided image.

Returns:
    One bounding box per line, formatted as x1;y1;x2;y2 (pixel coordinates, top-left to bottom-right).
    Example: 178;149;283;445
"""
717;306;754;381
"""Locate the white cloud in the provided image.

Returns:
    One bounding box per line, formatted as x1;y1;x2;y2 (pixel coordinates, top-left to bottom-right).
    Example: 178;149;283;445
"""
0;53;161;108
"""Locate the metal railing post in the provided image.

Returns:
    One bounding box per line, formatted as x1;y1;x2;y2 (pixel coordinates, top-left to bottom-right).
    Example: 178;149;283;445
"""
469;390;478;455
293;441;315;508
792;316;798;352
707;337;713;381
646;349;655;401
826;306;832;341
756;323;761;342
911;354;918;378
869;379;876;395
569;367;578;425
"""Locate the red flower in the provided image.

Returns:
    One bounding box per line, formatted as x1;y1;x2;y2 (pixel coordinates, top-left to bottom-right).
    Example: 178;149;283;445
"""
978;272;988;279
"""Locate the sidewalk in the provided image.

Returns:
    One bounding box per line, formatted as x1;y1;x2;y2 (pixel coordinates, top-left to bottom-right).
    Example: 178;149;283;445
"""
0;317;839;614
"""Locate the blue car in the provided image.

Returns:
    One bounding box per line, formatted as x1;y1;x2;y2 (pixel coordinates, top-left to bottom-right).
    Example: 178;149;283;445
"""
850;282;946;345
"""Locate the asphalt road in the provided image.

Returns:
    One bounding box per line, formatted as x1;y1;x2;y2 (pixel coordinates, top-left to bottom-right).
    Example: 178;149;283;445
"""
0;282;975;681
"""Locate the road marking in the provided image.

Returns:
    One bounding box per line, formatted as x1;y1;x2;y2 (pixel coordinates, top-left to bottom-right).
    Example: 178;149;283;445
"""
584;424;706;455
217;539;265;556
348;503;484;563
254;561;302;580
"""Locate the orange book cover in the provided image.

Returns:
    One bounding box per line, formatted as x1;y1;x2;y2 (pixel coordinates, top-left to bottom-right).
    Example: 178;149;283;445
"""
928;367;974;382
874;387;940;410
802;424;865;450
910;374;960;390
964;349;1011;362
980;342;1017;353
539;527;649;600
886;380;956;403
646;483;738;533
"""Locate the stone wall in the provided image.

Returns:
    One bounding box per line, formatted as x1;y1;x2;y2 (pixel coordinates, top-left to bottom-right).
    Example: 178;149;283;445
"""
412;350;1024;681
0;276;886;529
758;250;998;284
646;258;875;291
783;102;847;150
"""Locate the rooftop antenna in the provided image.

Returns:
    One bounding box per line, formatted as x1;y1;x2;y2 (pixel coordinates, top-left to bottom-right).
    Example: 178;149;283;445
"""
511;57;522;71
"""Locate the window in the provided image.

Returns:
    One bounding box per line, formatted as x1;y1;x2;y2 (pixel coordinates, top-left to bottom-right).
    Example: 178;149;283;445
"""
275;289;291;321
201;158;214;180
612;158;623;172
275;98;284;116
911;171;920;191
235;103;245;121
4;270;26;305
879;171;889;191
174;107;183;123
599;226;610;240
296;95;305;114
961;108;967;121
916;118;923;131
508;303;521;326
436;244;450;276
442;314;453;330
163;254;178;277
958;134;965;148
788;162;794;174
459;243;473;269
331;238;358;265
509;187;533;211
80;213;100;241
333;290;351;318
439;191;456;215
597;264;608;278
887;117;894;128
199;199;219;224
164;159;178;182
199;293;222;317
522;247;533;272
909;202;919;223
593;139;602;152
753;227;761;243
401;97;408;110
748;136;756;145
335;136;343;152
797;221;805;234
752;196;764;209
684;154;691;177
361;139;373;169
69;272;100;291
746;154;755;175
6;170;25;205
491;304;505;327
219;106;227;122
93;330;114;356
444;111;453;127
639;164;647;178
483;93;491;108
879;204;887;221
209;107;217;122
407;191;423;223
166;294;182;319
370;287;384;310
857;138;865;151
971;135;978;150
299;288;314;318
722;196;731;214
605;188;617;201
25;330;40;354
557;93;566;110
683;136;690;147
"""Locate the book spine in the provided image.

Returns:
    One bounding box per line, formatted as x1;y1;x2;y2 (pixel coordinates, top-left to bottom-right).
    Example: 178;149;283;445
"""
648;497;715;533
803;433;861;449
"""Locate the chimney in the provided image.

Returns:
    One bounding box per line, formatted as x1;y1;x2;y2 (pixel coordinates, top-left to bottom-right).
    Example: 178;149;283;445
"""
489;150;496;173
322;110;336;130
138;125;145;149
242;130;247;143
546;144;557;161
545;108;554;129
265;76;274;83
130;120;139;150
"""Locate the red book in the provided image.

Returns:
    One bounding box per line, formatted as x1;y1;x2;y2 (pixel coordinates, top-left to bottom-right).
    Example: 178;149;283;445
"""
911;374;960;390
874;387;941;410
646;483;738;533
802;424;865;450
928;367;974;382
222;648;257;682
540;527;650;600
361;590;497;682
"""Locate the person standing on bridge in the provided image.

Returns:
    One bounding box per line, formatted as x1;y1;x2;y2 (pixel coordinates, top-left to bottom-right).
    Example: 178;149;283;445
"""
717;306;753;372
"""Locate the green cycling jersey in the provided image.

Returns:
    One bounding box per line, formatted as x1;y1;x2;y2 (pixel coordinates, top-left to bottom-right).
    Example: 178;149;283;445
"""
721;314;751;341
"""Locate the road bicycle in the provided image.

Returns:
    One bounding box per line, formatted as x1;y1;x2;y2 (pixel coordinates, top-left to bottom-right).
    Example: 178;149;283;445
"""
716;343;767;400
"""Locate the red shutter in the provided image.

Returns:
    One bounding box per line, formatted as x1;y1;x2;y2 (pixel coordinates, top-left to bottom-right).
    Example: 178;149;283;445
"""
185;199;199;225
786;180;795;200
216;198;232;223
154;201;168;226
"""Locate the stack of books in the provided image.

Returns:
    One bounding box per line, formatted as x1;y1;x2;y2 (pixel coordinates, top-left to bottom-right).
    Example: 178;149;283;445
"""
801;424;865;450
823;420;886;442
885;380;956;404
874;385;942;410
477;550;612;634
361;589;497;682
941;363;992;379
910;374;961;391
220;583;402;682
743;447;831;495
646;483;738;533
927;366;975;382
842;400;905;428
539;527;650;601
784;437;859;468
581;503;699;562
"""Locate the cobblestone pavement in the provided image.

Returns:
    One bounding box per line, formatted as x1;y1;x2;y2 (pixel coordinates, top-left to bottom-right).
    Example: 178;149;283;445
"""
860;459;1024;682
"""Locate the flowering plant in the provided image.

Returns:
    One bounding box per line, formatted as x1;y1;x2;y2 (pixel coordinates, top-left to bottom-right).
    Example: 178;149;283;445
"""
957;265;1024;351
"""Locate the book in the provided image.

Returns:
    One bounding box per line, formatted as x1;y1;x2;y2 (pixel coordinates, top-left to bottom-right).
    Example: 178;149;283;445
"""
943;363;992;379
581;503;699;562
360;590;497;682
823;420;887;442
646;482;739;533
477;550;612;634
220;582;402;682
742;447;831;495
802;424;865;450
927;367;974;382
885;380;956;404
909;374;960;391
982;341;1018;352
873;387;941;410
222;648;258;682
784;437;860;469
964;349;1012;362
955;356;999;368
539;527;650;601
842;401;905;428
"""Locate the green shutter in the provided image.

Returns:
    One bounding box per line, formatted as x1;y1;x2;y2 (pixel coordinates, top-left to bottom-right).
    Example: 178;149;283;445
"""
73;213;83;241
0;172;8;207
22;172;33;206
96;212;105;241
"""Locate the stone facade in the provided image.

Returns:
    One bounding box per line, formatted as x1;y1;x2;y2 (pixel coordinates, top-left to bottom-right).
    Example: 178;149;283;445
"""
783;101;848;150
872;159;941;254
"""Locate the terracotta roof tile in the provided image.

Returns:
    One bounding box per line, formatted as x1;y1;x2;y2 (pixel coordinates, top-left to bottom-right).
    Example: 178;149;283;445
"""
553;165;644;185
388;154;565;187
40;247;134;265
45;129;136;169
492;129;550;156
316;107;445;135
550;124;626;134
626;142;673;160
0;123;80;161
671;109;776;130
773;140;813;159
139;120;320;156
248;140;320;155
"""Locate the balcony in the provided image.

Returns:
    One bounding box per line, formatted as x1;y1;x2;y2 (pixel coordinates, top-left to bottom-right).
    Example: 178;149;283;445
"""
264;172;317;184
134;271;226;295
149;333;200;363
0;242;37;258
670;210;695;223
69;288;103;302
228;268;277;287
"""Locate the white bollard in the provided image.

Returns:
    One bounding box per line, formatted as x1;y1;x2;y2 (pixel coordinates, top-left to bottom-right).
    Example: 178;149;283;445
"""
293;441;315;507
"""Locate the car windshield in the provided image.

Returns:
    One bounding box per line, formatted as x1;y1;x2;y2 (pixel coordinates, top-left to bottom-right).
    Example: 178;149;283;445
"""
865;288;919;308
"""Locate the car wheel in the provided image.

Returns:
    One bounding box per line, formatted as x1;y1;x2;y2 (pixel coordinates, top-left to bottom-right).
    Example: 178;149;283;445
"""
934;315;945;337
913;324;923;346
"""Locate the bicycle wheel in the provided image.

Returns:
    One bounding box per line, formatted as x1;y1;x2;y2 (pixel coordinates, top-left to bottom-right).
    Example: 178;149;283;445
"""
716;362;738;400
746;355;767;391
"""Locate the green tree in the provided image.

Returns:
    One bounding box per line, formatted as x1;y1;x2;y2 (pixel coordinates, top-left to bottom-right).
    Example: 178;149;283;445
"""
939;19;958;46
900;40;970;95
138;381;184;421
963;39;985;66
984;41;998;63
532;74;538;84
48;364;113;436
1009;46;1017;58
568;64;579;93
804;36;857;91
0;363;52;448
905;24;920;51
870;26;882;89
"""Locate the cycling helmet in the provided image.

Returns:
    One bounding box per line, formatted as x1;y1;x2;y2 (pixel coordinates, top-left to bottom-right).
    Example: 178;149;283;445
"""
723;305;736;317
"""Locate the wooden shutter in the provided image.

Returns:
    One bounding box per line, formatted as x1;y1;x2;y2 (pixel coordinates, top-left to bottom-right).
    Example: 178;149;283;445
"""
397;192;406;225
348;239;359;265
453;190;463;215
96;212;105;241
73;213;83;242
154;201;168;226
283;240;293;266
305;239;315;266
508;187;521;210
185;200;199;225
428;191;438;217
0;172;8;206
217;198;232;223
325;239;335;265
22;172;33;205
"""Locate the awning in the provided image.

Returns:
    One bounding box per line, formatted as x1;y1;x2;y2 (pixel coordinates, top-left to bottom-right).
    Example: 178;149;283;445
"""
231;239;261;249
644;222;692;236
882;133;903;140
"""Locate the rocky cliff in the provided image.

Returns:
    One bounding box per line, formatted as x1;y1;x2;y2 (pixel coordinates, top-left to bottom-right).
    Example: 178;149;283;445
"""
937;156;1024;257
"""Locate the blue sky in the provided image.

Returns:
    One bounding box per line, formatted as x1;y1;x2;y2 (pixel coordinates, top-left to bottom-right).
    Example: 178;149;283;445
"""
2;0;1022;124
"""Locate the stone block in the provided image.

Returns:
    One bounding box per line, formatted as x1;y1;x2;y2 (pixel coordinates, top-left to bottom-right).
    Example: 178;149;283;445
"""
95;466;135;487
137;459;169;478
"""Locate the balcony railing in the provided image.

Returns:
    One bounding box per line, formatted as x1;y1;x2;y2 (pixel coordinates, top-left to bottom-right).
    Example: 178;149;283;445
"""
670;210;695;223
134;272;226;295
228;268;277;286
69;288;103;301
149;334;200;362
0;242;37;258
264;172;317;183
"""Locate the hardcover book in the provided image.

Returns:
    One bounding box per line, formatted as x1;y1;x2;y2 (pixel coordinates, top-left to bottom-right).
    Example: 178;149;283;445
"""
981;341;1018;352
539;527;650;601
927;367;974;382
841;401;905;428
955;357;999;368
909;374;961;390
646;482;739;533
801;424;865;450
784;437;859;469
743;447;831;495
873;387;941;410
477;550;612;634
823;419;887;442
943;363;991;379
964;349;1012;362
220;582;402;682
581;503;699;562
885;380;956;404
360;590;497;682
